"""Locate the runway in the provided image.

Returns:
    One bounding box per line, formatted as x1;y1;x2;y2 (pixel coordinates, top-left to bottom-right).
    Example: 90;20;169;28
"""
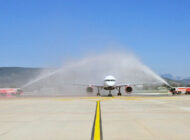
1;94;190;140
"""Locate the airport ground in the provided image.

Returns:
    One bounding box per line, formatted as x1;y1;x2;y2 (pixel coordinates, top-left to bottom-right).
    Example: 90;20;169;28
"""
1;93;190;140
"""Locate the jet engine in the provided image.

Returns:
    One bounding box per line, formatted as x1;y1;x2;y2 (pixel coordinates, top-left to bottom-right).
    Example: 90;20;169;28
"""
86;86;94;93
125;86;133;93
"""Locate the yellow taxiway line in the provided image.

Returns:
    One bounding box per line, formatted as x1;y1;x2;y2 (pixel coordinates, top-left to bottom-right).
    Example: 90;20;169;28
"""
91;100;103;140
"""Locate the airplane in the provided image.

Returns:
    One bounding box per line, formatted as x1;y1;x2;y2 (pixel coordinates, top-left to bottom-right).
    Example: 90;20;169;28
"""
86;75;133;96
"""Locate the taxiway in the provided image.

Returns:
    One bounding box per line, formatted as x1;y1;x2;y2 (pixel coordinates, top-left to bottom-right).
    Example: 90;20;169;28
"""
0;94;190;140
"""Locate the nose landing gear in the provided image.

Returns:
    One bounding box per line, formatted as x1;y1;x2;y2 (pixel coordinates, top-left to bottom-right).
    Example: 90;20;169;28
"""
108;90;112;97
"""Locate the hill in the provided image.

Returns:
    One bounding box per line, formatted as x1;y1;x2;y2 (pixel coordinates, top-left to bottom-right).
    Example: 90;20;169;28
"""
161;74;190;87
0;67;43;88
0;67;189;88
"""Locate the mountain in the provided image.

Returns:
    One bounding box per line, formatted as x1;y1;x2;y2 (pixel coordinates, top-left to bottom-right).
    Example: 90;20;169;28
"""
161;74;190;86
161;74;183;81
180;78;190;85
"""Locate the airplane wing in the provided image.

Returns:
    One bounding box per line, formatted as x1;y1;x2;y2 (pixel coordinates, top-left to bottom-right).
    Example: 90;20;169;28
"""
116;81;163;87
86;84;104;88
73;83;104;88
115;83;130;88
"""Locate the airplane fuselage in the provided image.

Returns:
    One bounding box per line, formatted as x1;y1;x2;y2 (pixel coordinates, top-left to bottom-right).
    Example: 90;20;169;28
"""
104;75;116;90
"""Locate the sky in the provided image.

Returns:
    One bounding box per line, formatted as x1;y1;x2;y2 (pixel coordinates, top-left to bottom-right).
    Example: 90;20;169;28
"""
0;0;190;77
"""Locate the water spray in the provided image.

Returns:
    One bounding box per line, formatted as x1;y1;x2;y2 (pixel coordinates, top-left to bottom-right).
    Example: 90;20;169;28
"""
22;52;170;95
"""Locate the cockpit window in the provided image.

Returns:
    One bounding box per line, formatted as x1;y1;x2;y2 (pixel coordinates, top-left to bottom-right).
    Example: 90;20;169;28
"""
105;79;115;82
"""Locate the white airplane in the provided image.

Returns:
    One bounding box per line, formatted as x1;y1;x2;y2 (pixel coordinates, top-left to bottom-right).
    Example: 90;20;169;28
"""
86;75;133;96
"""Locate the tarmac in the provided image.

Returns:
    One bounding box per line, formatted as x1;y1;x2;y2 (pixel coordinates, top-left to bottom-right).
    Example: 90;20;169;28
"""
1;93;190;140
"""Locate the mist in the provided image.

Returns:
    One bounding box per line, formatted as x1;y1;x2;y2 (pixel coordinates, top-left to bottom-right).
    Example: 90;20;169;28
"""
23;51;168;96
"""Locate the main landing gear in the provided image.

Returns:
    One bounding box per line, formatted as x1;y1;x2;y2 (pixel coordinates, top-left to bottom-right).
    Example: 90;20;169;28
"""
97;93;101;96
117;87;122;96
97;88;101;96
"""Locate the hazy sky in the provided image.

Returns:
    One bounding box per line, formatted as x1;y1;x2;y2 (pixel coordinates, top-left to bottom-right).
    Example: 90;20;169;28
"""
0;0;190;77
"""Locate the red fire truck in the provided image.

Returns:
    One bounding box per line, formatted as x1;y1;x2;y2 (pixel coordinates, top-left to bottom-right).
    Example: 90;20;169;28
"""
0;88;23;96
170;87;190;95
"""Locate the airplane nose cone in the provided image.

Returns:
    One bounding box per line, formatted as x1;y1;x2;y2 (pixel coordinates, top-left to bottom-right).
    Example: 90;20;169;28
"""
105;82;115;87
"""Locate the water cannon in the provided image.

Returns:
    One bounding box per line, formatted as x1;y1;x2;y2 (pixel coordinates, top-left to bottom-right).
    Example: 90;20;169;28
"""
164;84;178;95
169;87;176;93
161;83;176;94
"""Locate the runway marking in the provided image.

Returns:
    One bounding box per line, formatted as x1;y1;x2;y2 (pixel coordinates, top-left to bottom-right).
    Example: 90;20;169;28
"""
114;96;178;101
56;96;179;102
80;97;113;101
91;101;103;140
80;96;178;101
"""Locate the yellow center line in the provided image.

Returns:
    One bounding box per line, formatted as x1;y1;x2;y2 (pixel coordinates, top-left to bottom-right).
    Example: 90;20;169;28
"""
94;101;101;140
92;100;103;140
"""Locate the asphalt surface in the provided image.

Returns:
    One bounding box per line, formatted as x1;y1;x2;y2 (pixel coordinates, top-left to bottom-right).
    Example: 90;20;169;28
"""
1;94;190;140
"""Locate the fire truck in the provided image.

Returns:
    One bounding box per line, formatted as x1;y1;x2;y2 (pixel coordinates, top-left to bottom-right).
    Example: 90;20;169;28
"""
170;87;190;95
0;88;23;96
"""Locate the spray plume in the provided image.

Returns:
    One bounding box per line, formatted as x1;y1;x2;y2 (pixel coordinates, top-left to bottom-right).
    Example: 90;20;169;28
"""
22;52;169;95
